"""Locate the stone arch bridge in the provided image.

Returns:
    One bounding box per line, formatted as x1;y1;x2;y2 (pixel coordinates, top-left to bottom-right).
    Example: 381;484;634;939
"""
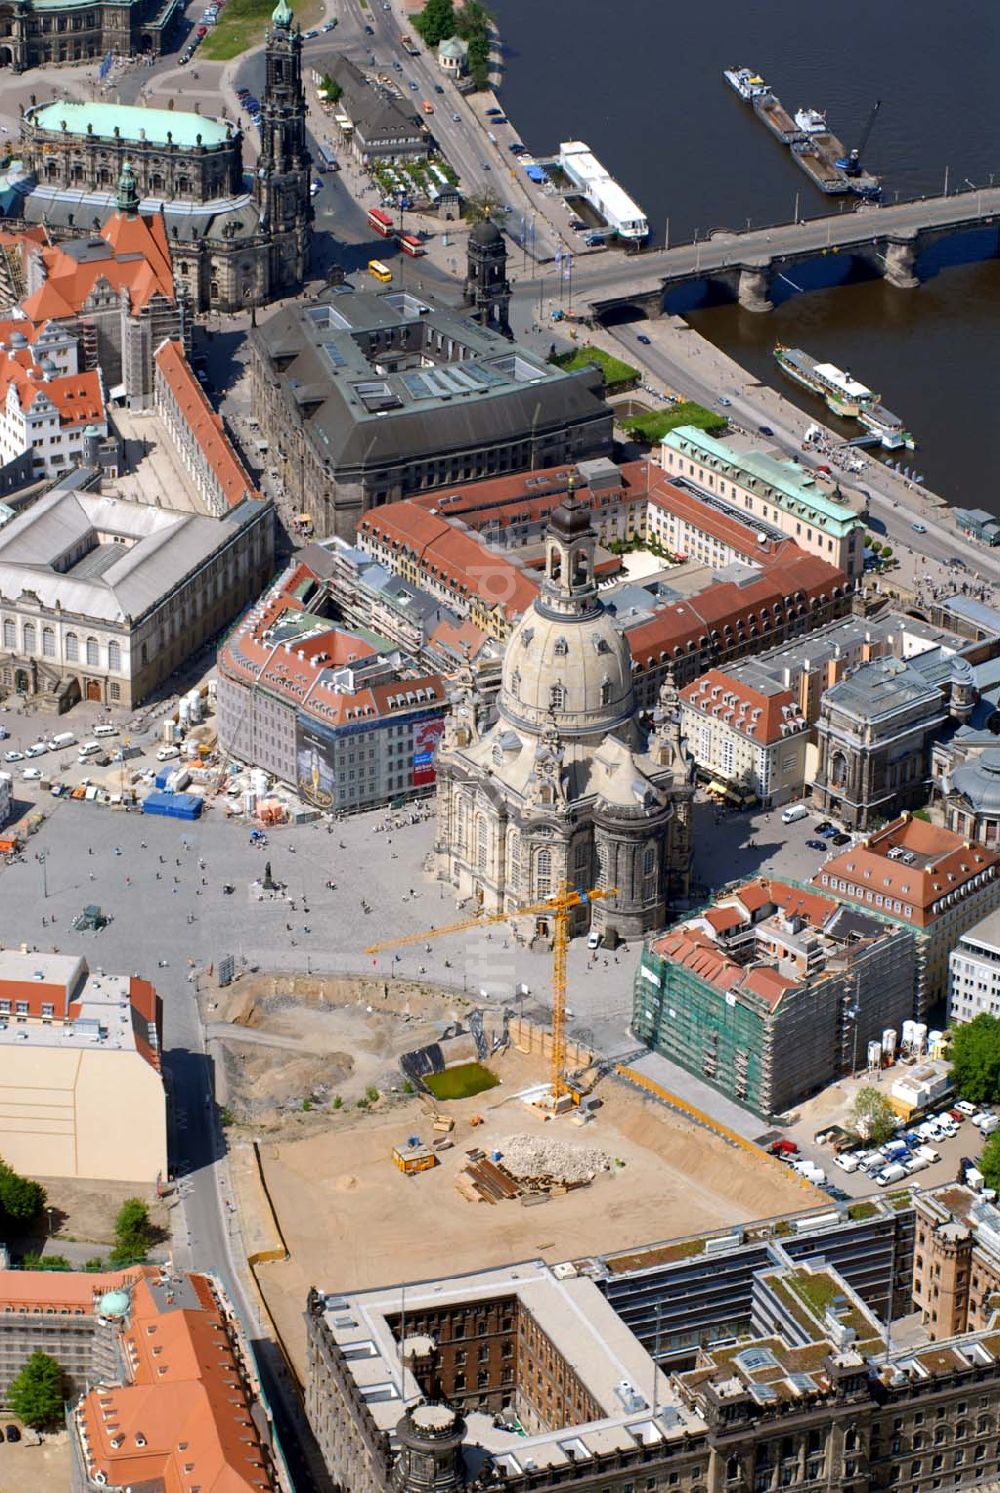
579;186;1000;319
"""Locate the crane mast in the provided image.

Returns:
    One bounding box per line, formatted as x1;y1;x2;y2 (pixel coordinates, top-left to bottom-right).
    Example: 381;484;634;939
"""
366;883;616;1105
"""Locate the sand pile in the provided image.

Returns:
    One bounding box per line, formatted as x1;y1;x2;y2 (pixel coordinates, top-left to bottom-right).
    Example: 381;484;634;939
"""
498;1135;613;1185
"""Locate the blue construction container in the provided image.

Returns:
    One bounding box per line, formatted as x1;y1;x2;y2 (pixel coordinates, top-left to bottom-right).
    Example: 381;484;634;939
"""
141;791;203;821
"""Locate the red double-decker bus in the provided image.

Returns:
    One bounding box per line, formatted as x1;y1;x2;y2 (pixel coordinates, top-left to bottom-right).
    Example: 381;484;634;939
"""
367;208;395;239
398;234;426;258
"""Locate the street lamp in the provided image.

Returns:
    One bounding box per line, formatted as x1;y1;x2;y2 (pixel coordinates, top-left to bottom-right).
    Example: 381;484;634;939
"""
39;851;47;901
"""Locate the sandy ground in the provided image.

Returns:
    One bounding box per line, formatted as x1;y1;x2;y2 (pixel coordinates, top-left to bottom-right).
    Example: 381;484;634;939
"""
250;1045;809;1378
41;1177;168;1249
0;1432;70;1493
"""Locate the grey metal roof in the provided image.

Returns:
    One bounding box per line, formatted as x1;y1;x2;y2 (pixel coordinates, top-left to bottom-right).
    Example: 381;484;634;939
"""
952;750;1000;813
822;655;945;720
0;487;266;624
255;288;610;473
322;55;427;146
942;595;1000;636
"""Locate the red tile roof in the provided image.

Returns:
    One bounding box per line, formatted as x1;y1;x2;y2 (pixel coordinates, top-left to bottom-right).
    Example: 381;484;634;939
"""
647;469;787;560
0;351;104;427
76;1268;278;1493
626;550;848;667
681;668;806;745
20;210;174;323
154;339;259;510
815;816;1000;927
357;500;538;622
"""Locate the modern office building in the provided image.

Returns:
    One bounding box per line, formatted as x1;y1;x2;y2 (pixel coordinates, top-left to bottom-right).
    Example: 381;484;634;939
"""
632;876;915;1116
948;907;1000;1025
0;476;273;710
814;814;1000;1015
0;951;164;1184
216;558;448;812
249;282;613;540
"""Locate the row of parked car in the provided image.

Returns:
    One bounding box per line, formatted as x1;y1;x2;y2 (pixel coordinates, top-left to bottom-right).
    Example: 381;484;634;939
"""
770;1102;998;1195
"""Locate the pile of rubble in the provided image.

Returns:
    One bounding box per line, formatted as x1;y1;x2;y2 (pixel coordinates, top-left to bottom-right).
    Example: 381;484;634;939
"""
497;1135;613;1187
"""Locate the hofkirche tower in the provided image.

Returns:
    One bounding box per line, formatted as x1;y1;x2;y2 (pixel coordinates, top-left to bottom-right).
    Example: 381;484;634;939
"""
254;0;313;290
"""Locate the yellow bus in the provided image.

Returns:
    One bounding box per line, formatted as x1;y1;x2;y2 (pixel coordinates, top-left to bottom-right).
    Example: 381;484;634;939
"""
368;259;393;283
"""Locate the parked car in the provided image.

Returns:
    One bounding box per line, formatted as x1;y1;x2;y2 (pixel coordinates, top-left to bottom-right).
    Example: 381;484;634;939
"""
22;767;42;780
25;742;48;757
831;832;852;846
2;750;23;762
156;745;181;762
876;1163;907;1187
823;1184;849;1201
806;838;828;852
4;1425;19;1443
816;821;836;836
833;1151;859;1173
956;1100;978;1117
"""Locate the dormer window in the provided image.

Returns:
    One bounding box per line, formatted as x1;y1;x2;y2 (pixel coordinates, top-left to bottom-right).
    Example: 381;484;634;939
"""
554;637;568;657
549;682;565;711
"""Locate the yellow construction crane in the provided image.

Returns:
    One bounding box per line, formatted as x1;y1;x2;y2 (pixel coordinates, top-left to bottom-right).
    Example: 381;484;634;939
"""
366;883;616;1108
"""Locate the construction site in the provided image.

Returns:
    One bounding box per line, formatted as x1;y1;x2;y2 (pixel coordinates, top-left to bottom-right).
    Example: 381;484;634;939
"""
213;945;814;1383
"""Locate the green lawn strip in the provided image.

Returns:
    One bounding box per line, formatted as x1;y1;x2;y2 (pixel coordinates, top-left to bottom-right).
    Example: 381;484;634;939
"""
201;0;323;62
622;401;728;444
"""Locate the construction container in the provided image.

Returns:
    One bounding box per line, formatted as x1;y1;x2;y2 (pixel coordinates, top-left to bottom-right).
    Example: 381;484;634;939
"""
142;790;204;821
393;1143;436;1175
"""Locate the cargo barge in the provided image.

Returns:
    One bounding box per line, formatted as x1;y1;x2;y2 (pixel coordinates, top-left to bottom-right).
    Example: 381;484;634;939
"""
722;68;881;198
774;345;914;449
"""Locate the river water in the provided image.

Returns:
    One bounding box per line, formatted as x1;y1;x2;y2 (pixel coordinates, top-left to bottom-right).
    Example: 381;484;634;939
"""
490;0;1000;505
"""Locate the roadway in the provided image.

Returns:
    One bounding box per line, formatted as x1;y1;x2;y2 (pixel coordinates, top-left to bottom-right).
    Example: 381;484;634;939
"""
554;183;1000;303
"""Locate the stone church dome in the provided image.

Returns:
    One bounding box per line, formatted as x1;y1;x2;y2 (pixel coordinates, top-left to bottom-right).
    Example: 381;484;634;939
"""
498;494;635;738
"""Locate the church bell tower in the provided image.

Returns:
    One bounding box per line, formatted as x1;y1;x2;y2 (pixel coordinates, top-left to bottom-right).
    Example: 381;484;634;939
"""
255;0;312;292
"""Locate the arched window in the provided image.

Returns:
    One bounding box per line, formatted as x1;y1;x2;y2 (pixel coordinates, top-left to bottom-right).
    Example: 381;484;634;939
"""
107;640;121;672
1;619;14;649
65;632;79;662
549;682;565;711
85;637;98;666
643;845;656;876
535;848;552;898
42;627;55;658
22;623;35;654
600;677;612;707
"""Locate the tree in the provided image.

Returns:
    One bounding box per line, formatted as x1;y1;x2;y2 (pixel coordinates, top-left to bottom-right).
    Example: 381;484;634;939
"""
111;1198;151;1267
0;1162;44;1228
22;1253;69;1271
951;1014;1000;1104
980;1131;1000;1192
462;191;508;226
412;0;456;48
320;76;343;103
7;1352;64;1429
849;1085;897;1146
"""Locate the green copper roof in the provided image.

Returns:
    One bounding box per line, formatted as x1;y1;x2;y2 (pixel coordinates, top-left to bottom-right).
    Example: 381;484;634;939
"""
271;0;293;25
28;101;232;151
662;425;862;537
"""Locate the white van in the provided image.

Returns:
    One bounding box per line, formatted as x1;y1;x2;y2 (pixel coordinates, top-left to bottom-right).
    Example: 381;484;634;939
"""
976;1112;999;1135
78;741;101;759
47;731;76;751
781;804;809;824
94;724;119;738
876;1162;907;1187
833;1152;860;1173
